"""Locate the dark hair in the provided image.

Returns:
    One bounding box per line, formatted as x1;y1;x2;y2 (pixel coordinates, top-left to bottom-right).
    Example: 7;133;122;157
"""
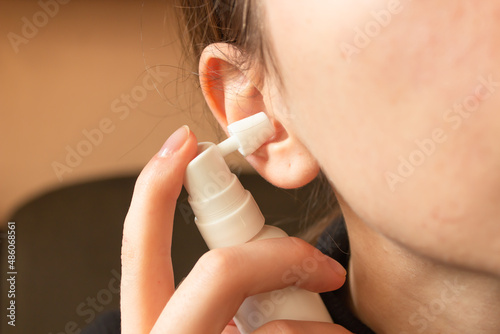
176;1;266;72
175;0;339;242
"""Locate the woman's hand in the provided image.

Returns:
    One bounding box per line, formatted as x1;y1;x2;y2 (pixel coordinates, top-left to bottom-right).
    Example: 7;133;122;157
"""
120;126;352;334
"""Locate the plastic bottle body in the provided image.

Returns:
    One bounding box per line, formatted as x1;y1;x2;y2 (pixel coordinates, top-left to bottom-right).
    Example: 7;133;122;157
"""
232;225;333;334
182;130;333;332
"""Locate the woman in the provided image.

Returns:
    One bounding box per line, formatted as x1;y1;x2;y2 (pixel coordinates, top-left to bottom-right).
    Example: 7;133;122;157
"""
120;1;500;333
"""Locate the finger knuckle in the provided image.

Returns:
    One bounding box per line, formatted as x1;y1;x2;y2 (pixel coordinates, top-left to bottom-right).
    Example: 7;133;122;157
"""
120;237;140;288
132;160;180;204
258;320;301;334
195;248;240;281
121;235;138;264
287;236;314;256
134;160;162;193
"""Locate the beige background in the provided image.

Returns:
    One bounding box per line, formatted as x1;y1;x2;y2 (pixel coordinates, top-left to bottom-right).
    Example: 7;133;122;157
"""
0;0;250;226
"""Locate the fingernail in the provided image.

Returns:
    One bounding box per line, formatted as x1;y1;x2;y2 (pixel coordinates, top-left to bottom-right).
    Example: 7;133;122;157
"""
158;125;190;157
327;257;347;277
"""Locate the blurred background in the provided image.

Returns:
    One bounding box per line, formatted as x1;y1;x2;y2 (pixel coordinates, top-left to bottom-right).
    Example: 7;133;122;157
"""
0;0;228;226
0;1;312;333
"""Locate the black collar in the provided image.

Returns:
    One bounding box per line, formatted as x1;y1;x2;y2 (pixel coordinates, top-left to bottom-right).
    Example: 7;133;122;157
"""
317;217;376;334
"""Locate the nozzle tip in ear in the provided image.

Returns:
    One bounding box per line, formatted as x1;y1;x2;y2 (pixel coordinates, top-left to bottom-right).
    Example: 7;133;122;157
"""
219;112;275;157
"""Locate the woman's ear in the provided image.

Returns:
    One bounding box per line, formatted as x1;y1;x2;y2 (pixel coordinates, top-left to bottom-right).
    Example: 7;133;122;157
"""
199;43;319;189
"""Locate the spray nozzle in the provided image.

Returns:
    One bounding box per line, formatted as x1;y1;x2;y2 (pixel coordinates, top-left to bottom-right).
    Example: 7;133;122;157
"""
184;112;275;202
183;112;274;248
217;112;275;157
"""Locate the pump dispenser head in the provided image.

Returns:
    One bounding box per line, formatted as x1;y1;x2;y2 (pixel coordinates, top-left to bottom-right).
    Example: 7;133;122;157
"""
183;112;275;249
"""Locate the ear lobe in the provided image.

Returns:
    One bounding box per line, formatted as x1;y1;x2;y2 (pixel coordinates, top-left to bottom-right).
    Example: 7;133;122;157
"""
199;43;320;189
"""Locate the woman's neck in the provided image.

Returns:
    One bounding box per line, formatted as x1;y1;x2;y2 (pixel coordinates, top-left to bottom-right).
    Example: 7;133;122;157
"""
342;206;500;334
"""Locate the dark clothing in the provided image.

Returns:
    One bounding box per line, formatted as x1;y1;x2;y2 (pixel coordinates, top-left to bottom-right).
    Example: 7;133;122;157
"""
317;217;375;333
81;310;121;334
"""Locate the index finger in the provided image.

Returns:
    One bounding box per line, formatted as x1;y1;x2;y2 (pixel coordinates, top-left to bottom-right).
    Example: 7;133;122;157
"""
120;126;198;334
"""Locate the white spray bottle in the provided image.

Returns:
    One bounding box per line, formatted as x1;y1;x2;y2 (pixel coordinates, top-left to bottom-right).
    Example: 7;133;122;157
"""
183;112;333;333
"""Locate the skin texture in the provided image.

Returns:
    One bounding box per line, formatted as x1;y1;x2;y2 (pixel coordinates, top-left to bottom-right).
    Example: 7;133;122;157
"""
121;1;500;333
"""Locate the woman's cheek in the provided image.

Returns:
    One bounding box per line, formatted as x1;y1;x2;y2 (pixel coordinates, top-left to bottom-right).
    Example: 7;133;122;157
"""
264;0;500;266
